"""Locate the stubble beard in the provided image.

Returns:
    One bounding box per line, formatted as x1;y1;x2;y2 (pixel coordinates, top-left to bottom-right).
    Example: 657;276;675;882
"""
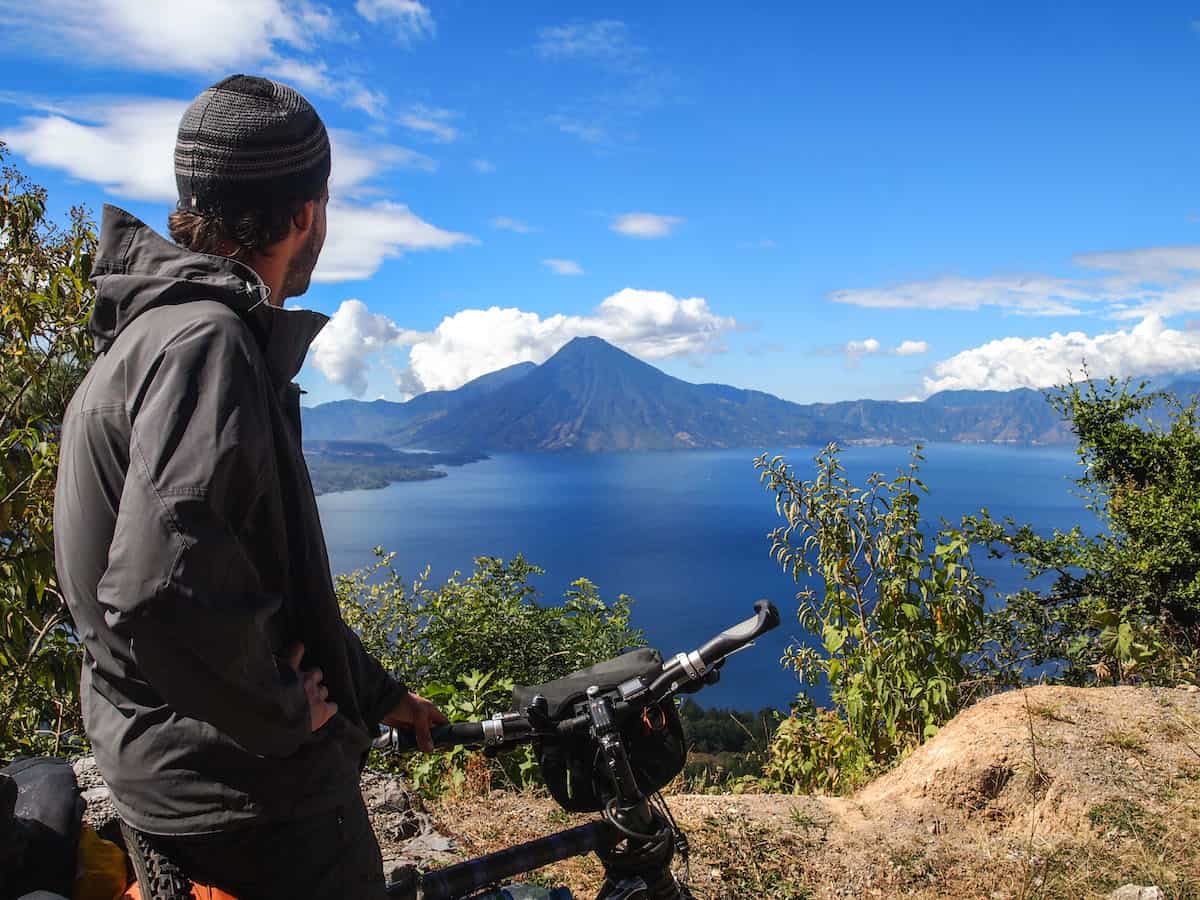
279;223;323;301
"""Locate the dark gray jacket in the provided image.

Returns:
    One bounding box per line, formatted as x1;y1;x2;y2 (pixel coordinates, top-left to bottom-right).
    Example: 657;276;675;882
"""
54;206;407;835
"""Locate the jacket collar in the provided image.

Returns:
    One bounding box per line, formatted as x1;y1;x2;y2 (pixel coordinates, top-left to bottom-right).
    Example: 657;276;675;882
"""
90;205;328;387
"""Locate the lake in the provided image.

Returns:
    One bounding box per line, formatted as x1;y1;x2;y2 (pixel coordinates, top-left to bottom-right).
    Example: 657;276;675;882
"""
317;444;1091;711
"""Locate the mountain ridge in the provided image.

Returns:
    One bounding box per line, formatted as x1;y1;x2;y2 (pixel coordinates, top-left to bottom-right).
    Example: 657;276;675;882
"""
301;336;1198;452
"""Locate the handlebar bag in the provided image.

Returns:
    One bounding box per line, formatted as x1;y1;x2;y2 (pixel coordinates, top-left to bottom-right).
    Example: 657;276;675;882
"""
512;649;686;813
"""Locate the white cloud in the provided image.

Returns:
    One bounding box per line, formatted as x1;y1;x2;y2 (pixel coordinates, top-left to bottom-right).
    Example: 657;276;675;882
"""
829;247;1200;320
535;20;635;62
543;258;584;276
552;117;608;144
0;2;410;117
264;58;389;119
472;159;496;174
830;275;1088;317
845;338;881;355
309;299;425;396
317;201;475;282
328;131;437;194
1074;247;1200;280
895;340;929;356
1;97;470;283
491;216;535;234
406;289;736;391
922;315;1200;394
611;212;683;239
535;20;650;77
398;104;459;143
0;0;323;74
354;0;434;43
0;99;184;201
310;289;738;396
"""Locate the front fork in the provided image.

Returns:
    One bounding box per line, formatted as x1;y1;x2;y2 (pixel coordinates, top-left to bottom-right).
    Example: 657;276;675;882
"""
586;692;686;900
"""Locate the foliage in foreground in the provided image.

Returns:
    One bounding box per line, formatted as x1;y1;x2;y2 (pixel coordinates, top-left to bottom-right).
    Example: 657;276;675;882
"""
754;445;990;793
968;378;1200;687
337;550;645;794
758;379;1200;794
0;150;95;759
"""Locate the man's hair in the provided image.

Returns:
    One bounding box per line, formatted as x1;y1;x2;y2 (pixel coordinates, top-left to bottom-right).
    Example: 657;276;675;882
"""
168;193;318;262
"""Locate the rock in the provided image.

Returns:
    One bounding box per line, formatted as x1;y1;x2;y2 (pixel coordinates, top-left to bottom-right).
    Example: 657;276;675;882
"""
73;757;119;836
1108;886;1164;900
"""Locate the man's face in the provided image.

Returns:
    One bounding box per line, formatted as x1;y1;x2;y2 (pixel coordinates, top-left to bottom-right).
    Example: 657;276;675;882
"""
280;189;329;301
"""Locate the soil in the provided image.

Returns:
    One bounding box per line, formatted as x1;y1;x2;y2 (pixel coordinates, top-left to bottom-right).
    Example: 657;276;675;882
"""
388;685;1200;900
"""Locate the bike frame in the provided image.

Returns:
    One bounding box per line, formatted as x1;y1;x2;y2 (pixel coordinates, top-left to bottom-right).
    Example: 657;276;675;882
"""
384;601;780;900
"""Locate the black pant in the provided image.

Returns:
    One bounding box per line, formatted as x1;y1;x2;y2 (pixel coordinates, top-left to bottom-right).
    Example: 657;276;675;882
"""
142;794;388;900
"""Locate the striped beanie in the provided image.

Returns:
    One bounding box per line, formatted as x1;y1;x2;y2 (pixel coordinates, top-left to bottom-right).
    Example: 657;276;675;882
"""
175;75;331;216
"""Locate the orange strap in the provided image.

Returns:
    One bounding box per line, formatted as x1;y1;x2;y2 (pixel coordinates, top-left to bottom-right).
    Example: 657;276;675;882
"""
123;882;239;900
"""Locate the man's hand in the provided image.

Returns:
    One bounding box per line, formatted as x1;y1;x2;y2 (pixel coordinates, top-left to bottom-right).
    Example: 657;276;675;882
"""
285;642;338;732
382;692;448;753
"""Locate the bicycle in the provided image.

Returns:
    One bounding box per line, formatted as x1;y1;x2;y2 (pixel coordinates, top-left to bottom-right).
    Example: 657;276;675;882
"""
378;600;781;900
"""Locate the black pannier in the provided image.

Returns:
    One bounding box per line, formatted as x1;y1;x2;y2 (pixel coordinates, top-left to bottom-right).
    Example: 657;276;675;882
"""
512;649;686;813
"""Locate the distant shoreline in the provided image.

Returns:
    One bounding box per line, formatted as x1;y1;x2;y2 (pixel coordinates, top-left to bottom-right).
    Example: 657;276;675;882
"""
303;440;487;495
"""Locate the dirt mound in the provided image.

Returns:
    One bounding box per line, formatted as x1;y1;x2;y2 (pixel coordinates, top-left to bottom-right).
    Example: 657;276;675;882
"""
857;684;1200;838
423;686;1200;899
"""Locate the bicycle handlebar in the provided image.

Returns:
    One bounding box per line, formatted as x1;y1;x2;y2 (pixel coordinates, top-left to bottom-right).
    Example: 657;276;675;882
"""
375;599;780;753
695;599;780;669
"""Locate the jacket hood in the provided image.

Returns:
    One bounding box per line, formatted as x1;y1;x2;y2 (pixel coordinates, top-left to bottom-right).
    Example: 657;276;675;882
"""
90;205;328;385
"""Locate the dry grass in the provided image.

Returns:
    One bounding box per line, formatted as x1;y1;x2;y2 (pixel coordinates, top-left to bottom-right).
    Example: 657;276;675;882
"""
373;686;1200;899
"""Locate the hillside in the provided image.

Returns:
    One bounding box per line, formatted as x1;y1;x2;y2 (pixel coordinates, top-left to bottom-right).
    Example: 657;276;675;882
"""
415;685;1200;899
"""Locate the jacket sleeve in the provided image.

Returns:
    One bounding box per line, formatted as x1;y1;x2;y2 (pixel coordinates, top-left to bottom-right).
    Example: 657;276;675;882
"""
98;312;311;758
342;624;409;726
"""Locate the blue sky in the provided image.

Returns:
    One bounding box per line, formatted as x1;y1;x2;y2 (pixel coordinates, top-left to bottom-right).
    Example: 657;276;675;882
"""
3;1;1200;405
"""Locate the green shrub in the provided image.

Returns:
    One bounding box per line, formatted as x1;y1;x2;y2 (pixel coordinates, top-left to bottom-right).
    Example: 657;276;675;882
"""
0;151;95;759
336;549;645;793
755;445;989;793
967;378;1200;686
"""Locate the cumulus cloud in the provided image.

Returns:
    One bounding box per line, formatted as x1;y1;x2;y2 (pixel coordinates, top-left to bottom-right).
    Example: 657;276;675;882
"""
309;299;425;395
309;289;738;396
543;259;584;276
611;212;683;239
491;216;535;234
895;340;929;356
472;159;496;174
398;104;459;143
0;98;471;283
922;315;1200;394
354;0;434;44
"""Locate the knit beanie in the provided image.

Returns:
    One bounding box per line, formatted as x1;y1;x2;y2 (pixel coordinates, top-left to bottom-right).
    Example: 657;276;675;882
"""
175;75;331;217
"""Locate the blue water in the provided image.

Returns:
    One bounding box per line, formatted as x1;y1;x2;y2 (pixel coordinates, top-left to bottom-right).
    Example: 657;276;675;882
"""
317;445;1091;711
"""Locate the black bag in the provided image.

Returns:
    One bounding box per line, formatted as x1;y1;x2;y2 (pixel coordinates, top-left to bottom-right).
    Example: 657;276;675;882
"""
0;758;84;899
512;650;686;813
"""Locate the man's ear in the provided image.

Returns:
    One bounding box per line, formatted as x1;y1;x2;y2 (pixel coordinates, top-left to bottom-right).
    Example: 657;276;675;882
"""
290;199;316;236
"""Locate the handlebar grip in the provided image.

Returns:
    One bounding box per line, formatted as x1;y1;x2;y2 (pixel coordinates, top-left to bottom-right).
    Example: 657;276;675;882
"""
376;721;486;752
695;599;780;667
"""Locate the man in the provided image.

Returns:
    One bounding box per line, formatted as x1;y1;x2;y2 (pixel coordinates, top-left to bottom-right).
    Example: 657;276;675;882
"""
53;75;445;899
